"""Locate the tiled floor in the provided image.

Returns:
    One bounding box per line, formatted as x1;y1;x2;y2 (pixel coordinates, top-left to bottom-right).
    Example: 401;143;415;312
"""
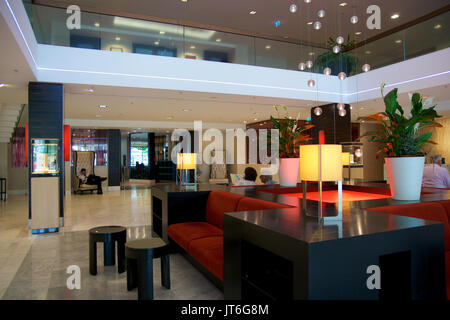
0;188;223;300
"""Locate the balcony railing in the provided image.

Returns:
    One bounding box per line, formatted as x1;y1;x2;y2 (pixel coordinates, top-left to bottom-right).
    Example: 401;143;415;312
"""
23;3;450;76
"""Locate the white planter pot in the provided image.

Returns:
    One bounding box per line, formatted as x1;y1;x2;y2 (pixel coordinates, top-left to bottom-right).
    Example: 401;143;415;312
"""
385;157;425;201
279;158;300;187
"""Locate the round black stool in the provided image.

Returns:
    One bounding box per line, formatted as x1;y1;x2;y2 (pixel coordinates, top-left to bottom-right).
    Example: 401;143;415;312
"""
125;238;171;300
89;226;126;275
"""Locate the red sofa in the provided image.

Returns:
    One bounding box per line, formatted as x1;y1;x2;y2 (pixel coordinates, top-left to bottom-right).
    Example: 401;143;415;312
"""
168;190;292;282
367;200;450;299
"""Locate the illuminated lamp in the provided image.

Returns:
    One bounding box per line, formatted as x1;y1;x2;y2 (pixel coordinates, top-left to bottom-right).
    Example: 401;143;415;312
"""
300;145;343;221
177;153;197;189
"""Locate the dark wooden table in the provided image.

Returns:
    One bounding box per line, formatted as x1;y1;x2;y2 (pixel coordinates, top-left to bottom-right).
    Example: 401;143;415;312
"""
151;182;449;300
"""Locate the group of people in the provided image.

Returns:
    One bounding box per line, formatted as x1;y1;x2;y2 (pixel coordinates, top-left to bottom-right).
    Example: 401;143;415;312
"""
233;167;277;186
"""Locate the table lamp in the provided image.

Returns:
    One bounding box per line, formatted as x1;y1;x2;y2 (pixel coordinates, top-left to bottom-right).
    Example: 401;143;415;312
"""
342;152;351;180
300;144;343;221
177;153;197;189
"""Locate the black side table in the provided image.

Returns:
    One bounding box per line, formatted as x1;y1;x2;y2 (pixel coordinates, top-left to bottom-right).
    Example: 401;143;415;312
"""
0;178;6;201
89;226;127;275
125;238;171;300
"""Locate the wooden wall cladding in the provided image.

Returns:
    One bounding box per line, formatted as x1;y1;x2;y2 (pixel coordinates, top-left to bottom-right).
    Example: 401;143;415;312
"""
311;104;351;144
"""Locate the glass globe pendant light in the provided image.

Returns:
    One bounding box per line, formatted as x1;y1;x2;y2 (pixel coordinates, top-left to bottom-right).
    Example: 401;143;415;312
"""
313;21;322;30
336;36;344;45
338;72;347;80
298;62;306;71
314;107;322;116
289;4;298;13
323;67;331;75
333;45;341;54
318;10;326;18
337;102;345;111
306;60;313;69
350;16;359;24
307;79;315;87
362;64;371;72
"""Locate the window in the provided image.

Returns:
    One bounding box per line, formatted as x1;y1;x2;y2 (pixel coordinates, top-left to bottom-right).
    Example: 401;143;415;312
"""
71;129;108;166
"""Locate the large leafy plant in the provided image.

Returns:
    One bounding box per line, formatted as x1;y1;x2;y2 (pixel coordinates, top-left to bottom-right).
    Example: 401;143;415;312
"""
270;106;313;158
358;84;442;157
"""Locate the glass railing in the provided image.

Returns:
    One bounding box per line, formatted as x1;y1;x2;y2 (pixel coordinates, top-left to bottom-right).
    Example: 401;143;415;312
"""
23;2;450;76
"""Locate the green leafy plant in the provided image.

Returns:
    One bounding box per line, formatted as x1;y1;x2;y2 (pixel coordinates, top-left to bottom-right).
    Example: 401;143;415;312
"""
358;84;442;157
270;106;313;158
314;35;358;76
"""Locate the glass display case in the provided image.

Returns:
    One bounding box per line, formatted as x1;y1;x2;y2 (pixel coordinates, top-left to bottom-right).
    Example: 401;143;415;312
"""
31;139;60;175
340;142;364;166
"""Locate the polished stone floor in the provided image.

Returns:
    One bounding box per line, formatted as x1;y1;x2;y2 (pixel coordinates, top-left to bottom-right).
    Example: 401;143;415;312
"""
0;188;223;300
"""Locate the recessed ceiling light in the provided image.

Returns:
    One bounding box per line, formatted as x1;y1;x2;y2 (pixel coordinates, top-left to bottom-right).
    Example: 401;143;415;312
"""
98;105;107;108
307;21;313;25
391;13;400;19
243;120;247;124
249;11;256;15
115;37;121;41
94;22;100;27
190;45;196;49
166;116;173;120
254;118;258;121
355;31;362;35
434;24;442;29
216;38;222;42
339;3;347;7
87;88;94;93
159;31;166;34
95;115;102;118
395;39;402;44
0;83;5;88
309;52;315;56
181;0;188;2
154;41;160;45
265;45;271;50
183;108;191;112
365;50;372;54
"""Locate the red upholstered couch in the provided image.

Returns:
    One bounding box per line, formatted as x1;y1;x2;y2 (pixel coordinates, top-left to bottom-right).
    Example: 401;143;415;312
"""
367;200;450;300
168;190;292;282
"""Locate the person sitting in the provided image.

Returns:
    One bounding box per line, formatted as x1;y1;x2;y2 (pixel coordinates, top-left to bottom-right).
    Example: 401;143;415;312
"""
234;167;258;186
78;168;107;194
422;154;450;189
260;174;277;185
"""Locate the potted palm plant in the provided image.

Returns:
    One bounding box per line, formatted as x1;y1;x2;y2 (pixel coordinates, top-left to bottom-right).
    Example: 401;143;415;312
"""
359;84;442;200
270;106;313;187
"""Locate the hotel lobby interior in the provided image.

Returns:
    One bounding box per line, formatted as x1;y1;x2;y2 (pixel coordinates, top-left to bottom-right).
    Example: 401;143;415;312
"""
1;0;450;309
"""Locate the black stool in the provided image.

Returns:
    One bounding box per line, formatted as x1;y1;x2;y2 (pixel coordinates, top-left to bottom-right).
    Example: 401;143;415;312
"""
89;226;126;275
125;238;171;300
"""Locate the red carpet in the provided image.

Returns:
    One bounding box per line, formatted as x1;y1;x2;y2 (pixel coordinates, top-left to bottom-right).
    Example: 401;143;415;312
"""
284;190;392;203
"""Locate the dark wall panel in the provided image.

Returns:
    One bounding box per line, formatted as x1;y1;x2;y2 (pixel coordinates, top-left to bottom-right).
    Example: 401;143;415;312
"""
28;82;64;218
108;129;121;186
311;103;351;144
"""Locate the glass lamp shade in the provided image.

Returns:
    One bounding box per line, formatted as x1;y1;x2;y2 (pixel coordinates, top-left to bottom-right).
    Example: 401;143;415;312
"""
318;10;326;18
336;36;344;44
337;102;345;110
313;21;322;30
339;109;347;117
342;152;351;166
333;45;341;54
323;67;332;75
306;60;313;68
298;62;306;71
313;107;322;116
300;144;343;182
338;72;347;80
289;4;298;13
355;148;363;158
350;16;359;24
362;64;371;72
304;0;311;3
307;79;315;87
177;153;197;170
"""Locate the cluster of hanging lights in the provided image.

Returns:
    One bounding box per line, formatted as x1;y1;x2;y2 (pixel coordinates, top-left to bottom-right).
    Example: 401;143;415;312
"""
291;0;371;88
